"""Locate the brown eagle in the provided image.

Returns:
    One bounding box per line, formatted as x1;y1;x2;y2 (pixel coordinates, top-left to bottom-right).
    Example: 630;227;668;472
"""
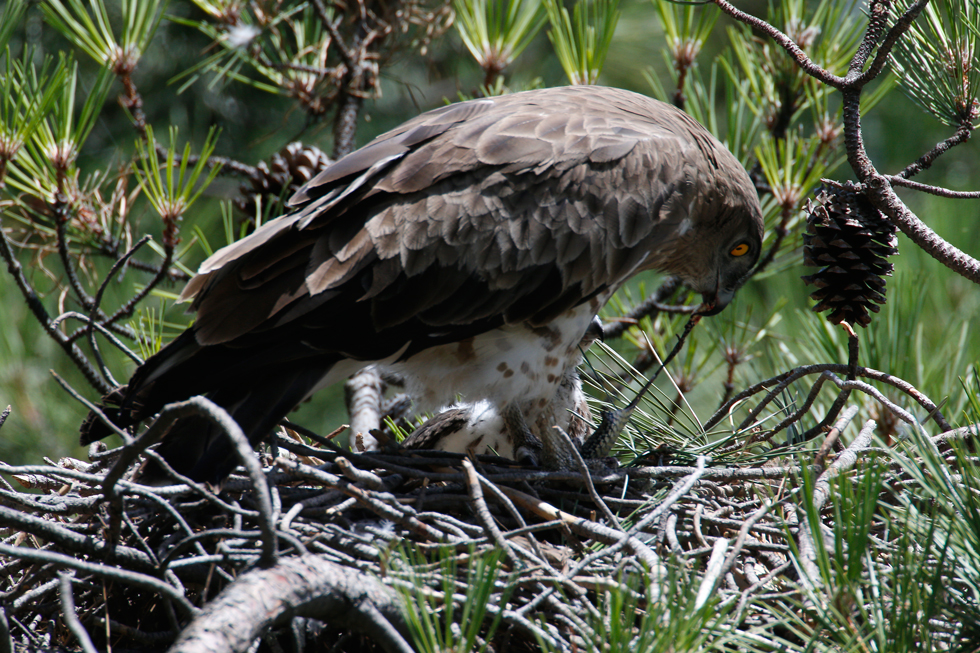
81;86;764;482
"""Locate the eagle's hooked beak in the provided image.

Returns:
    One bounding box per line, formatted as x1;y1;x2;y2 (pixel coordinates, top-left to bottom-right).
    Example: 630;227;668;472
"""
696;269;735;316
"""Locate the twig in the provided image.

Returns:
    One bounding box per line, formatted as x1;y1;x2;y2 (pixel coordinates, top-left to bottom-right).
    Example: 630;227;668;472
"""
795;418;876;592
695;537;731;609
896;122;975;180
107;245;175;336
572;457;709;581
0;225;111;393
499;485;661;571
851;0;929;86
931;424;980;446
847;0;893;76
710;0;844;89
50;371;133;444
59;573;99;653
277;458;454;543
474;474;551;566
601;276;684;340
867;171;980;284
335;456;385;490
887;175;980;199
461;459;521;567
0;606;11;653
814;405;860;469
54;196;97;313
713;497;778;597
96;234;176;334
83;234;154;383
552;426;622;531
11;578;61;611
52;312;143;364
102;397;279;567
168;555;413;653
169;151;258;178
0;543;197;616
705;363;949;434
734;559;794;617
797;325;860;444
0;505;155;572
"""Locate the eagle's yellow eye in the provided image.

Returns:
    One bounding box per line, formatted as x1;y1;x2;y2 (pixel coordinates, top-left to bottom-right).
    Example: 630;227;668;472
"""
730;243;750;257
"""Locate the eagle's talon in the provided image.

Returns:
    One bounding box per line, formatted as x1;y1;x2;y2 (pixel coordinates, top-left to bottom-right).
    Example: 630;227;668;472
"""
515;448;540;467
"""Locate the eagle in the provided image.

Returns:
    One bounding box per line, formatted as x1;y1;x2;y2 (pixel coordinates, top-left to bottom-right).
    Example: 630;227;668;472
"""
81;86;764;483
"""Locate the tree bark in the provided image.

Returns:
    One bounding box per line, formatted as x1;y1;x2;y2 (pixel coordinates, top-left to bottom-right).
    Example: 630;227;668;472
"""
169;555;412;653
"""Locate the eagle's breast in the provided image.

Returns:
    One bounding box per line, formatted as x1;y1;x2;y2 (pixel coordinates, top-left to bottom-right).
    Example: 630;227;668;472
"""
385;293;607;418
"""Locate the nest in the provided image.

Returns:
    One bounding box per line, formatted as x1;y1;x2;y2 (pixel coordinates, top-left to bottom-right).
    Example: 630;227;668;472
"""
3;391;969;653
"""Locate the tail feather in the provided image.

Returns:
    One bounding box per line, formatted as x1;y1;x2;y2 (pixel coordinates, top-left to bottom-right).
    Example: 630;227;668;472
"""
144;365;330;484
79;385;131;445
79;329;207;446
80;327;340;483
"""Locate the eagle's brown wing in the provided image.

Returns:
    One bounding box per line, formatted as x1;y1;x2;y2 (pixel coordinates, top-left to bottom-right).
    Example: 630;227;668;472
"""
182;87;727;348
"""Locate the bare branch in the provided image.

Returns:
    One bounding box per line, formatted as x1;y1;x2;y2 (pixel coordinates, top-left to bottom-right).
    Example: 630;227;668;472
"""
169;555;412;653
864;173;980;284
887;175;980;199
0;225;111;394
0;542;197;616
852;0;930;85
710;0;845;88
897;122;974;180
58;573;99;653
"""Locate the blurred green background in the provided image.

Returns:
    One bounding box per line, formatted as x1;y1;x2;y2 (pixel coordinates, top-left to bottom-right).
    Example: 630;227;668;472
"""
1;0;977;466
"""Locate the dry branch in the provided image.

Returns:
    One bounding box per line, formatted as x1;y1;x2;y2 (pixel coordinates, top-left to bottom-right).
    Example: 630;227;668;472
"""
169;555;411;653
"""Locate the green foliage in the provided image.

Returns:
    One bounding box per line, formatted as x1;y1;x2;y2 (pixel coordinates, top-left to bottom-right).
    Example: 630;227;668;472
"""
0;49;68;174
1;0;980;647
395;545;514;653
771;458;950;650
892;0;980;126
3;58;112;203
133;125;222;224
453;0;547;86
893;430;980;613
0;0;29;53
42;0;163;72
170;2;330;95
765;428;980;650
653;0;718;65
543;0;620;85
534;565;750;652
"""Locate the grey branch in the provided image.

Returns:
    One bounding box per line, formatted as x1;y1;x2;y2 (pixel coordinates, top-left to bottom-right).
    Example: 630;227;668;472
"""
168;555;412;653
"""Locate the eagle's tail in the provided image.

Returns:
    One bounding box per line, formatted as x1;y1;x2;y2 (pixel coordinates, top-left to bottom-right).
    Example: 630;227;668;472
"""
80;329;336;484
144;365;328;483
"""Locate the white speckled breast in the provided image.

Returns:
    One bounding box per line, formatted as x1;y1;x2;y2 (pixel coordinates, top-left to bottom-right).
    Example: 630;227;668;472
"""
384;295;606;423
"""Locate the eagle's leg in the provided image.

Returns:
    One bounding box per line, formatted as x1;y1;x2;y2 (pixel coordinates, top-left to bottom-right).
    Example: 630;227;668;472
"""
345;367;383;452
579;407;630;459
502;402;543;466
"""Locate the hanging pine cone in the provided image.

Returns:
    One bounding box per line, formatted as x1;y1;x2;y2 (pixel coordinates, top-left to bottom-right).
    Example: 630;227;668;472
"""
236;142;332;219
801;183;898;328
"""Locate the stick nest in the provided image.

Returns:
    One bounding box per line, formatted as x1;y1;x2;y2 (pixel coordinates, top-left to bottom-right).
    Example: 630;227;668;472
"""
0;412;970;652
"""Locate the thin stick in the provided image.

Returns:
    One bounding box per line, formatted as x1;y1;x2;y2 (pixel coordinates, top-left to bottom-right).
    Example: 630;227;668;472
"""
59;573;99;653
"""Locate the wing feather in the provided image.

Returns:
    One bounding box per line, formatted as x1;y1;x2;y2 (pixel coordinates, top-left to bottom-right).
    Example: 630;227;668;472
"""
182;86;752;357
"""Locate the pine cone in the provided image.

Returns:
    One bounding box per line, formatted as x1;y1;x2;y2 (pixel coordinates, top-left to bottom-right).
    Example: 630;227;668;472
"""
801;184;898;328
237;142;332;218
